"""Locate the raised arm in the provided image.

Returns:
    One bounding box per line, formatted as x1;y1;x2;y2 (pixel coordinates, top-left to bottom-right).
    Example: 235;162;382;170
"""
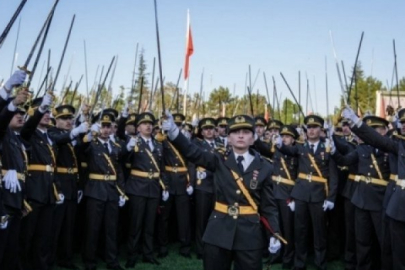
351;123;397;154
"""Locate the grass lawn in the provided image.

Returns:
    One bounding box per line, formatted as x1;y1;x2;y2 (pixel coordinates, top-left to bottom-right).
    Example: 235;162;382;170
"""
54;244;345;270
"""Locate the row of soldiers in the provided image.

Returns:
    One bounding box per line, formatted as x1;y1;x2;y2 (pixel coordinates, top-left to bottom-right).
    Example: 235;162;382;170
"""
1;69;405;270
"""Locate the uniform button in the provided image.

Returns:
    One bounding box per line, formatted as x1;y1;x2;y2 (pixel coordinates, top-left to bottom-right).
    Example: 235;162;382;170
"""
310;165;313;167
236;190;241;194
234;202;239;206
214;215;217;218
280;168;284;171
368;173;371;176
233;216;238;220
370;165;373;168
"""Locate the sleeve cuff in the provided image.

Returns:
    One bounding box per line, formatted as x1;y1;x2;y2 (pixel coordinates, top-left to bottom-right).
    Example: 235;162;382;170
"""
168;128;179;141
0;88;9;100
7;101;17;112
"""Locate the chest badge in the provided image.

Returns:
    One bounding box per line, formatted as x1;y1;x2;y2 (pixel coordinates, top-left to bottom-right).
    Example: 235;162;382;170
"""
250;170;259;189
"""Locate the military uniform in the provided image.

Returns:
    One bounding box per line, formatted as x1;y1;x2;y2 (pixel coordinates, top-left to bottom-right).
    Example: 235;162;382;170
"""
124;112;167;266
255;125;299;269
0;102;29;270
47;105;80;269
19;100;59;270
333;116;391;270
167;115;280;270
82;113;125;270
158;113;192;257
278;115;338;270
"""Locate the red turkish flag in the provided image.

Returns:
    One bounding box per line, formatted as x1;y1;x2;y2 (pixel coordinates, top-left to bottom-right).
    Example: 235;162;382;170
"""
184;11;193;80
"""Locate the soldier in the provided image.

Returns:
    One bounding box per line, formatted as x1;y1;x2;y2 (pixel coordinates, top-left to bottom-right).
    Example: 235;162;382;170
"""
48;105;88;269
0;88;29;270
162;112;281;270
255;125;299;269
332;113;391;270
123;112;168;268
342;107;403;269
254;116;267;141
82;112;126;270
216;117;229;147
267;119;283;138
158;113;193;258
275;115;338;270
19;94;64;270
193;118;221;259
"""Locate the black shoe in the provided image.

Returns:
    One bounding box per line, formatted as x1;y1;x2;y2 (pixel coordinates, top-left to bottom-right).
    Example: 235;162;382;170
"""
125;259;137;269
57;262;80;270
157;251;168;258
107;265;125;270
180;252;192;259
142;257;161;265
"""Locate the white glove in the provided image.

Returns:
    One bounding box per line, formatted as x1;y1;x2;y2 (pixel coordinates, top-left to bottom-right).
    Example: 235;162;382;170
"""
287;200;295;212
197;171;207;180
2;170;21;193
77;190;83;204
91;123;100;134
71;122;89;137
162;190;169;202
56;194;65;205
191;118;199;127
2;70;27;92
342;106;359;125
121;102;130;118
39;93;53;113
126;137;137;151
323;200;335;211
0;216;8;230
162;110;179;140
186;185;194;196
118;195;126;207
273;135;282;148
79;113;87;124
268;237;281;254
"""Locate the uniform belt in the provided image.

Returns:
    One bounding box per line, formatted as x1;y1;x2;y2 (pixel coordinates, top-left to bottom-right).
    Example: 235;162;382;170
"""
348;174;388;186
338;166;348;171
271;175;295;186
214;202;257;218
1;170;26;181
131;170;159;179
56;167;78;174
28;164;54;173
298;173;326;183
390;174;398;181
164;166;188;173
88;173;117;181
396;179;405;190
80;162;88;168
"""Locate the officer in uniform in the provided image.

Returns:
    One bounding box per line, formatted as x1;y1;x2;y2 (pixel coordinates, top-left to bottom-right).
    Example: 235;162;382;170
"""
216;117;229;147
48;105;88;269
82;112;126;270
275;115;338;270
124;112;168;267
0;89;29;270
333;113;391;270
158;113;193;258
193;118;221;259
254;116;267;141
255;125;299;269
267;119;283;138
162;112;282;270
19;94;64;270
342;107;404;269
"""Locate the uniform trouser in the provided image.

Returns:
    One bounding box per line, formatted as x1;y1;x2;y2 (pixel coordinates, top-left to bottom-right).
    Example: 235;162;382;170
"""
344;198;356;270
390;217;405;270
49;199;77;267
158;193;191;254
203;243;263;270
127;195;159;261
195;190;215;256
271;199;294;268
354;207;383;270
381;213;392;270
327;194;345;260
294;200;327;270
84;198;119;269
0;208;22;270
20;201;54;270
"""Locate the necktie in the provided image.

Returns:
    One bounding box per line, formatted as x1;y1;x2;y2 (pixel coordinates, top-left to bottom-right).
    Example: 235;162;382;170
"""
210;142;215;149
43;132;51;145
237;155;244;174
103;143;110;153
310;144;315;154
146;140;152;151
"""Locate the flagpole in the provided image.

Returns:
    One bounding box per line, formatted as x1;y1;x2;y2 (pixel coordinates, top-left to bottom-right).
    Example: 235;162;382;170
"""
183;8;193;116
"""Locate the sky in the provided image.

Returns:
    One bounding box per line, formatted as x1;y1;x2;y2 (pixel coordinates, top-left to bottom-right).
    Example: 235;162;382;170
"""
0;0;404;117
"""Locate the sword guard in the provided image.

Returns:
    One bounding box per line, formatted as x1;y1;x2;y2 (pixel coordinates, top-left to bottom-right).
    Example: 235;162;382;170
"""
18;66;32;75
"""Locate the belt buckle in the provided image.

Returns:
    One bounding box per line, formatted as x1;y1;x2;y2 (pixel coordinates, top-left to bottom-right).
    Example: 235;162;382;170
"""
67;168;74;174
227;205;239;217
20;174;26;181
104;174;110;181
399;180;405;190
306;174;312;182
365;177;372;184
45;165;53;172
148;172;154;179
354;176;361;182
276;175;282;184
172;167;178;173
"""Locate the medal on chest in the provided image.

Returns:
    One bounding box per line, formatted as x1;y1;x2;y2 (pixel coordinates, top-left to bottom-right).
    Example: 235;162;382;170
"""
250;170;259;189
